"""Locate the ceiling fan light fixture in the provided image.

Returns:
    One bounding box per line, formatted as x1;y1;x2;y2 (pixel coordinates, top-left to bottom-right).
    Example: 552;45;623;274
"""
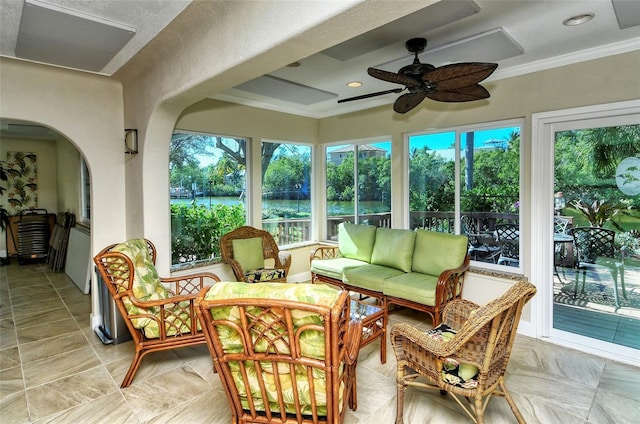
347;81;362;87
563;13;594;26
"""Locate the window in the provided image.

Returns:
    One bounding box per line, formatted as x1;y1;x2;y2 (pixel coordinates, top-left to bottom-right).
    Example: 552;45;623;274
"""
170;131;247;268
325;140;391;239
80;156;90;223
408;120;523;270
261;141;312;245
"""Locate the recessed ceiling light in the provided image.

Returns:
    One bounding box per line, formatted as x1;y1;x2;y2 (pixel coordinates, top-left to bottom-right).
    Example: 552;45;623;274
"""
563;13;594;26
347;81;362;87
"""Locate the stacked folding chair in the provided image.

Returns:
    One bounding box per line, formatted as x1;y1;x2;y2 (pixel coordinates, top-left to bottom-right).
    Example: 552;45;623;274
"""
47;212;75;272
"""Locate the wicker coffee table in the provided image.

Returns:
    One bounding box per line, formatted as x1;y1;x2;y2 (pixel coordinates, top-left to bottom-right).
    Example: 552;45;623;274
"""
350;297;386;363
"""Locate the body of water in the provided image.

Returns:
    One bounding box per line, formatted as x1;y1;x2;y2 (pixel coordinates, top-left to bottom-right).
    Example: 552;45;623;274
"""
170;196;390;216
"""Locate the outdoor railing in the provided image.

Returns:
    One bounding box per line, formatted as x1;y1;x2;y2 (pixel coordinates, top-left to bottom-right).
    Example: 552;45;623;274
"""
265;211;519;244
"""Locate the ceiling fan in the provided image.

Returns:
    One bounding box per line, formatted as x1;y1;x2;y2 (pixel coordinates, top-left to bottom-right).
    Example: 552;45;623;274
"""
338;38;498;114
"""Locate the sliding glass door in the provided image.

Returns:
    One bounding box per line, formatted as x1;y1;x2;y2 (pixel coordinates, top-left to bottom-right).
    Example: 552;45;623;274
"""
533;101;639;364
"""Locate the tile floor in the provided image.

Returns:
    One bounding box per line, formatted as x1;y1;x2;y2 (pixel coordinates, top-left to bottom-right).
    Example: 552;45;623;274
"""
1;262;640;423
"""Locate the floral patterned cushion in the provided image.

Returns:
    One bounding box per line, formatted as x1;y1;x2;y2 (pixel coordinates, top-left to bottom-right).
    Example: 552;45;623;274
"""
426;324;479;389
204;282;343;415
244;268;286;283
111;239;193;339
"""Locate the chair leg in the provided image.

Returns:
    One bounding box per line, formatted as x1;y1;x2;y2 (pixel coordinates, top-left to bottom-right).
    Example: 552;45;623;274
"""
121;349;145;388
499;379;526;424
395;378;406;424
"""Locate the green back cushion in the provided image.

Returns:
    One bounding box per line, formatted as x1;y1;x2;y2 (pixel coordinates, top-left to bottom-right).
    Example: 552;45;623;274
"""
338;222;377;262
412;229;468;276
232;237;265;271
111;238;170;337
112;238;167;301
370;228;416;272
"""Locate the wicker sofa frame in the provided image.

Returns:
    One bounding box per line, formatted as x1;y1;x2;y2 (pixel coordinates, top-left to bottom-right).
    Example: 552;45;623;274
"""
310;245;470;328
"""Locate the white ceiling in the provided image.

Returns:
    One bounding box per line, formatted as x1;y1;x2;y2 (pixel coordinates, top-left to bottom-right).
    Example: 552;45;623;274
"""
0;0;639;124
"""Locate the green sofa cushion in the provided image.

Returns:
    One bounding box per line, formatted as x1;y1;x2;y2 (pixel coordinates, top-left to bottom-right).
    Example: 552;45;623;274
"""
412;229;468;276
382;272;439;306
338;222;377;262
311;257;369;281
344;264;404;292
371;228;416;272
232;237;265;271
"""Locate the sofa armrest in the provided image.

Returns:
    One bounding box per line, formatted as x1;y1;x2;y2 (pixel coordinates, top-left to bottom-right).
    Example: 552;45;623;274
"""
434;254;470;306
309;245;340;264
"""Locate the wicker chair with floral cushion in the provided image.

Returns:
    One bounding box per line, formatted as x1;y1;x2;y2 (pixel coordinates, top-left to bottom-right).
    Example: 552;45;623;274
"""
391;280;536;424
196;281;362;424
220;226;292;283
93;238;220;388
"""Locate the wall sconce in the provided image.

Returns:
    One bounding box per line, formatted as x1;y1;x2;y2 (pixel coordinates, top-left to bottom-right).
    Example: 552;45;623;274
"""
124;129;138;154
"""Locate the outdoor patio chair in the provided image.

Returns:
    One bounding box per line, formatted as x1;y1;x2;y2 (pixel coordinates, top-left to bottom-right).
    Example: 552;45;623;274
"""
196;281;362;424
495;223;519;266
553;216;571;272
220;226;292;283
93;238;220;388
391;280;537;424
461;216;500;263
569;227;626;307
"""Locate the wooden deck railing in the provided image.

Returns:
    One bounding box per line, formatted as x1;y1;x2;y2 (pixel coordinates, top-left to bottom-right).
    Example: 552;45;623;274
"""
262;211;519;245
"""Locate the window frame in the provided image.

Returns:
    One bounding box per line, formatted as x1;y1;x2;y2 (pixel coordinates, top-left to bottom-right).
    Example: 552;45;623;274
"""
260;139;314;248
405;118;525;273
323;136;392;241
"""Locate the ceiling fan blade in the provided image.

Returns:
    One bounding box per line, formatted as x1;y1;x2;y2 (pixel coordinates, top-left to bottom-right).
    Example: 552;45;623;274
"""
393;92;426;114
426;84;490;102
338;88;404;103
368;67;421;88
423;62;498;90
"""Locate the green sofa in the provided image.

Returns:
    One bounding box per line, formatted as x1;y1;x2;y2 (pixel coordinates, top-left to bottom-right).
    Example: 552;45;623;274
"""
310;223;470;326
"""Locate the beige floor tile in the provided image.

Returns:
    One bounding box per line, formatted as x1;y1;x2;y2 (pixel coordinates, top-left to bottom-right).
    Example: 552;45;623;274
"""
26;366;119;421
22;345;101;388
31;391;137;424
122;366;213;422
588;387;640;424
597;360;640;402
105;349;188;388
19;330;89;364
0;390;30;424
0;345;21;370
13;306;72;329
10;285;58;304
12;297;66;319
0;365;24;399
16;316;80;344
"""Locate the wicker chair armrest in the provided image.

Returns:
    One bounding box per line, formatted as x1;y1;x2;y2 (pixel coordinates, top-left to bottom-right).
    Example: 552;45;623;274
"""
309;245;340;264
160;272;220;296
278;251;292;272
345;320;363;365
442;299;480;329
391;322;456;358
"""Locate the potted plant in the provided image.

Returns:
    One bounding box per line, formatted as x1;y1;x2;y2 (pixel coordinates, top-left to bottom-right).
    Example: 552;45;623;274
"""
0;161;9;265
570;199;623;230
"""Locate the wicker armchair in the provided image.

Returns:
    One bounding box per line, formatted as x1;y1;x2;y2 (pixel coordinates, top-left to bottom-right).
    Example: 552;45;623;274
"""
391;280;536;424
93;238;220;388
220;226;292;283
196;281;362;424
